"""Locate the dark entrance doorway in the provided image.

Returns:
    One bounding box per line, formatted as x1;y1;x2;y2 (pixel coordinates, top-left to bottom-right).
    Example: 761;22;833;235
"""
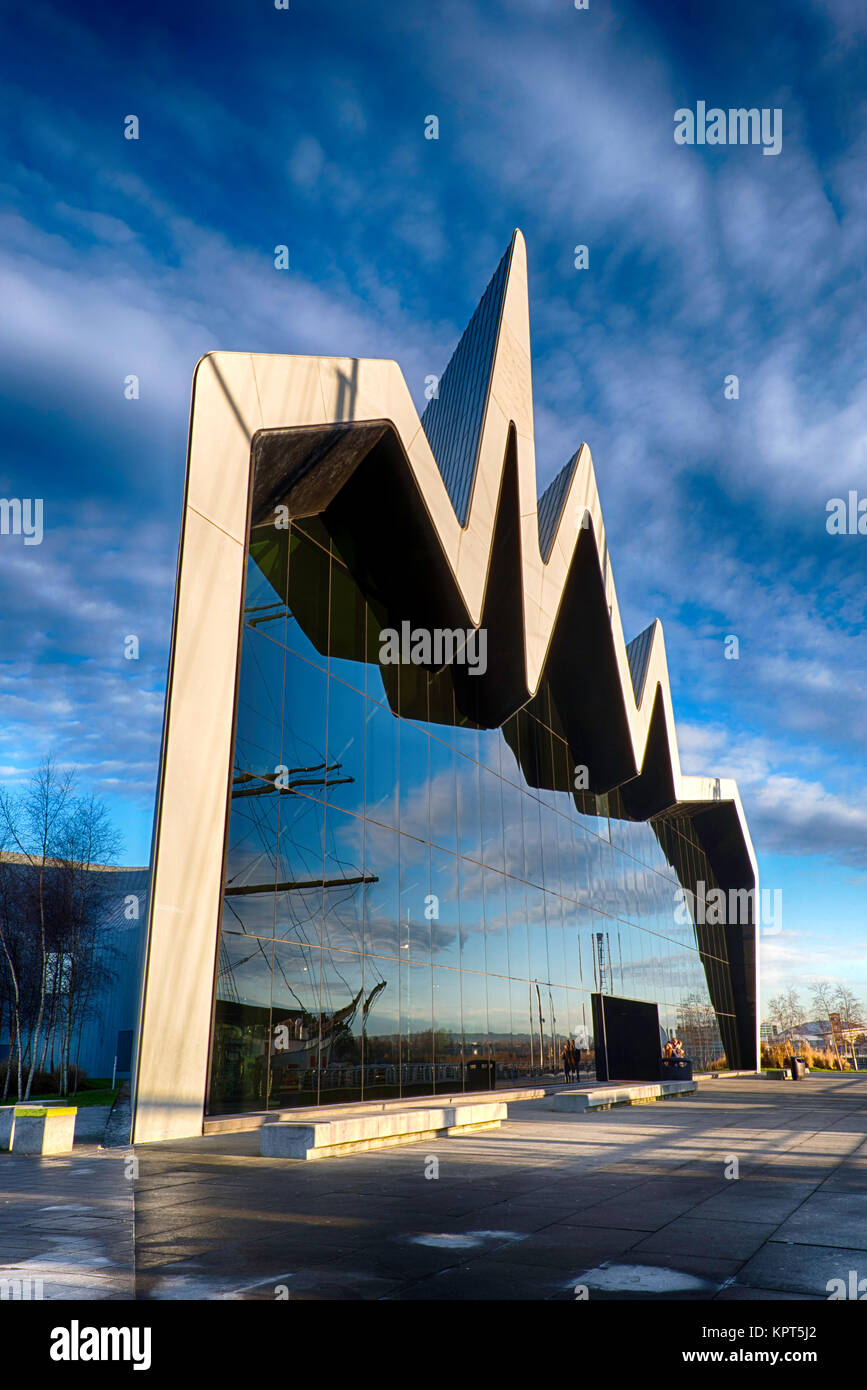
592;993;661;1082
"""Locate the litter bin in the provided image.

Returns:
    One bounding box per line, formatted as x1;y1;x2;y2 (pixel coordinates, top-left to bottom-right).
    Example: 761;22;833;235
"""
661;1058;694;1081
788;1056;805;1080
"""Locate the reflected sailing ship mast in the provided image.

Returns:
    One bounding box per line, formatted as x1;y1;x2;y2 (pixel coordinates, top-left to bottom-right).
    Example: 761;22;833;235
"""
594;931;612;994
224;753;383;1069
217;937;241;1006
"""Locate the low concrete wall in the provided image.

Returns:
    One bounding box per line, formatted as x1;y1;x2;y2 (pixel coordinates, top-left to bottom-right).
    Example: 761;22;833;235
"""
11;1108;77;1155
204;1086;545;1137
553;1080;697;1112
261;1100;507;1159
2;1103;74;1152
1;1101;112;1152
0;1106;15;1151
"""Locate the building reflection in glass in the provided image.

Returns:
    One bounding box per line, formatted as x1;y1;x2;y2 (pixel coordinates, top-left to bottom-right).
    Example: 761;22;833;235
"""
205;516;735;1115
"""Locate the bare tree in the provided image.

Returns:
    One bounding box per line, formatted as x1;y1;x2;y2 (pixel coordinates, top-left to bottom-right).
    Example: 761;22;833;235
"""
810;979;844;1068
765;993;791;1047
785;986;806;1040
833;984;865;1071
0;759;123;1100
0;759;76;1098
762;986;808;1057
54;797;122;1095
833;983;865;1031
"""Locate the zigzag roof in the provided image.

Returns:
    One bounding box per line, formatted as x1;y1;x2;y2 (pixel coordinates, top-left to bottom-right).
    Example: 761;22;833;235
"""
242;231;756;886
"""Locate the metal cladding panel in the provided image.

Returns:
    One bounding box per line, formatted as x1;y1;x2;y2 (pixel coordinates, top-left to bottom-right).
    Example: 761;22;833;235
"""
626;622;656;702
420;245;511;523
537;453;579;562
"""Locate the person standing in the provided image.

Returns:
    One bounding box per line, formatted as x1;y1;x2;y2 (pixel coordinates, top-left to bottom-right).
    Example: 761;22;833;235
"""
561;1040;572;1082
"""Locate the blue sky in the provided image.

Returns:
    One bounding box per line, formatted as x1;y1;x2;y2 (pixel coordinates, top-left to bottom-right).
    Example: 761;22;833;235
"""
0;0;865;1008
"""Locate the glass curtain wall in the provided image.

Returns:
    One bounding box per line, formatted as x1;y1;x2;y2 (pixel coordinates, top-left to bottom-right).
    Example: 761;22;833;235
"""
206;516;734;1115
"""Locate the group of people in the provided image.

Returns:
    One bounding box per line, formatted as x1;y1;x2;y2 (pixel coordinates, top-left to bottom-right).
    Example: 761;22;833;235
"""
561;1039;582;1082
663;1034;685;1060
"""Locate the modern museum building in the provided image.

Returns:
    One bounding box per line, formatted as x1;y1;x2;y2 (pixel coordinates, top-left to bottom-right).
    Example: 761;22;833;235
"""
132;231;759;1143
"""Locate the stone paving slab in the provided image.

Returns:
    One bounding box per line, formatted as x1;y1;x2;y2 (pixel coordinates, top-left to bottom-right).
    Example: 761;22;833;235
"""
385;1256;569;1301
736;1241;867;1296
0;1148;134;1299
562;1195;707;1230
632;1215;779;1260
480;1222;645;1270
4;1074;867;1301
770;1192;867;1249
127;1076;867;1301
688;1178;822;1224
714;1284;820;1301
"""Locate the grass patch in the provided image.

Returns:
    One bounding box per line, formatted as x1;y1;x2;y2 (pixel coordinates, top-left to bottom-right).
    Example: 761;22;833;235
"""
2;1086;121;1109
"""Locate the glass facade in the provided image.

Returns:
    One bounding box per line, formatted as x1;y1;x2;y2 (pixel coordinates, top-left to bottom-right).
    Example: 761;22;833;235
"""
204;511;738;1116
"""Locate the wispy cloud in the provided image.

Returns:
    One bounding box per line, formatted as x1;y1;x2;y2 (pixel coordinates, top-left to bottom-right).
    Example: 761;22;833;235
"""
0;0;864;1003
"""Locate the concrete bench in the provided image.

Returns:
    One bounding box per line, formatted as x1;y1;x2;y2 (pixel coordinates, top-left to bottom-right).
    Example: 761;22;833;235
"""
261;1100;506;1160
8;1106;77;1155
1;1101;72;1151
1;1103;63;1151
552;1080;697;1113
0;1106;15;1151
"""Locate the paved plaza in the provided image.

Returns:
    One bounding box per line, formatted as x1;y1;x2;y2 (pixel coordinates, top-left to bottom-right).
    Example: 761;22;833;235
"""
2;1075;866;1300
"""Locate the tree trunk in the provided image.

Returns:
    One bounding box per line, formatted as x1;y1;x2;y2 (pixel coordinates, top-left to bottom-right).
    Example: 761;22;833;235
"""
0;928;21;1099
24;865;49;1101
4;1014;14;1099
61;965;77;1097
36;964;57;1080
